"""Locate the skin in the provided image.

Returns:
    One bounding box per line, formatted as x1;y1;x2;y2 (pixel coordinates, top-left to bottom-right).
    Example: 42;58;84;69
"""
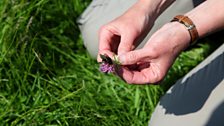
98;0;224;84
97;0;175;59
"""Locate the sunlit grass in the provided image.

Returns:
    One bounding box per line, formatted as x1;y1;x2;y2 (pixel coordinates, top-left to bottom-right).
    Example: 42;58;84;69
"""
0;0;223;125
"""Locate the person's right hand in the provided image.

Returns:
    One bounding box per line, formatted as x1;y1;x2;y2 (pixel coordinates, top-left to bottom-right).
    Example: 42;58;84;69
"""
116;22;191;84
97;1;156;62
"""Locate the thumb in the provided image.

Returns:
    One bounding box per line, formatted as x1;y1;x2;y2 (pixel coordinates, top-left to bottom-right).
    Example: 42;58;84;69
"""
118;49;149;65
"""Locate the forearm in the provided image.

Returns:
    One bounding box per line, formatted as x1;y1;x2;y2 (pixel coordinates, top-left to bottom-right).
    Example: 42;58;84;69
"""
186;0;224;38
136;0;175;21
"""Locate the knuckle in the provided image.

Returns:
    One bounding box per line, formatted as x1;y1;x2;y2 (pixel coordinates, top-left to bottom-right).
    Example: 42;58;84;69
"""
148;46;159;58
151;72;164;83
144;67;165;84
125;79;134;84
99;25;107;34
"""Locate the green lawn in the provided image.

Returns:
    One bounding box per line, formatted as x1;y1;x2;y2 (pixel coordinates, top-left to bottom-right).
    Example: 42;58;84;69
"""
0;0;223;125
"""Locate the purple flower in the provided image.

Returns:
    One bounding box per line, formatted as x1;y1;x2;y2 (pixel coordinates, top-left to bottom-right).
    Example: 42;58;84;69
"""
100;62;115;73
99;54;120;74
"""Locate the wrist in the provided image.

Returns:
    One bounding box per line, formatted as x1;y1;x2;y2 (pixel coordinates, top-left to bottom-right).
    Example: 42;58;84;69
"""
166;22;191;53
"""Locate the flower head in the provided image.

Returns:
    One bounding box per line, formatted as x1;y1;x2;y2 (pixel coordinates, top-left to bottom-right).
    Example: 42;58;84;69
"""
99;62;114;73
99;54;120;74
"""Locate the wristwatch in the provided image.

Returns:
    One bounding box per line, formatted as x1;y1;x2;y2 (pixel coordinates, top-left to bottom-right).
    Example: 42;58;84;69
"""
171;15;199;45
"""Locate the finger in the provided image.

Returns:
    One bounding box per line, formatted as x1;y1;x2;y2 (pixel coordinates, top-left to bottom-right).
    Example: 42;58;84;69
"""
118;65;163;84
118;49;151;65
97;50;115;62
97;27;116;62
117;34;136;55
117;67;150;84
98;27;114;51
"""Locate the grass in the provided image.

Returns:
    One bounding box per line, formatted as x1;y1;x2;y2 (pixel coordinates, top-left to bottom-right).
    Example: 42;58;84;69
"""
0;0;223;125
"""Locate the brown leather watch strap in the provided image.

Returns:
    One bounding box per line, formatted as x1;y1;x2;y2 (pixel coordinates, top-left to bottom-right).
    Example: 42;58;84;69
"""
171;15;199;45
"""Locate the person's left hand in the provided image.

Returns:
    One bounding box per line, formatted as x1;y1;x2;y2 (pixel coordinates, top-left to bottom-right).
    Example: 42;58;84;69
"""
116;22;191;84
97;1;157;62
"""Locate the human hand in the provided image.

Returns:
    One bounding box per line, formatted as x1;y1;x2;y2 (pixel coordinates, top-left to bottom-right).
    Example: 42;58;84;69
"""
97;1;156;62
117;22;191;84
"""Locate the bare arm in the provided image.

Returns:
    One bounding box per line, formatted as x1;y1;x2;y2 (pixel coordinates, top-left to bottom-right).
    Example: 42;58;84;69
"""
186;0;224;38
97;0;175;61
137;0;175;21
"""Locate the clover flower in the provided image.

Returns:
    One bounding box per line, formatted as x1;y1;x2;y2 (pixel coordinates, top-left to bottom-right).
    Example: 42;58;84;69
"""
99;54;120;74
100;62;114;73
